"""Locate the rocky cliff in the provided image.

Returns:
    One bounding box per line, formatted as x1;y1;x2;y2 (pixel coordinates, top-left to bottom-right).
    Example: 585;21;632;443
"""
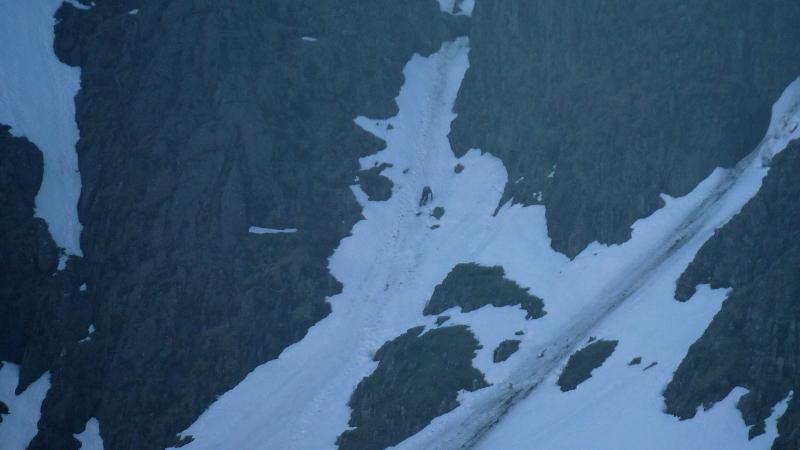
4;0;800;448
450;0;800;257
14;0;457;448
667;139;800;448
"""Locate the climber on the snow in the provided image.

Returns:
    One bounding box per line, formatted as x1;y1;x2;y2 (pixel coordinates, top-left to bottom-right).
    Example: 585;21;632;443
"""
419;186;433;206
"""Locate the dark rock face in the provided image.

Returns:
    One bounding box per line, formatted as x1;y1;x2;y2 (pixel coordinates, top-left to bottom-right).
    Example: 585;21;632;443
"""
0;125;49;366
337;325;488;450
23;1;456;449
557;339;617;392
358;163;394;202
423;263;545;319
0;125;87;405
666;141;800;446
450;0;800;257
492;339;520;363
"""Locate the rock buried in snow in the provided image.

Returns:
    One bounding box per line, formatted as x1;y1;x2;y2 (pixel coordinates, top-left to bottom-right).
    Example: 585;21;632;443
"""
557;339;618;392
336;326;488;450
493;339;521;363
423;263;545;319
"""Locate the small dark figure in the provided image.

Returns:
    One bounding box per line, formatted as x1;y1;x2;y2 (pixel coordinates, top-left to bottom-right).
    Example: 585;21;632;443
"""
419;186;433;206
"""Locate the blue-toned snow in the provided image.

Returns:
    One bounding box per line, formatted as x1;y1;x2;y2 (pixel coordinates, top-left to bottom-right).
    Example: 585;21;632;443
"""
173;27;800;450
75;418;105;450
3;1;797;449
437;0;474;16
248;226;298;234
0;363;50;450
0;0;84;262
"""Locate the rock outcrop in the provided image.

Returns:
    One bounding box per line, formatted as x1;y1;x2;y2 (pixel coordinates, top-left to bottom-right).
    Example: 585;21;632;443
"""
450;0;800;257
21;1;457;448
666;140;800;447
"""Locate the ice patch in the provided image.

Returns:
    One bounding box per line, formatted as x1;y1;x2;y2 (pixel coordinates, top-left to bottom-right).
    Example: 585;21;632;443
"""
74;418;104;450
0;0;84;258
248;227;297;234
0;363;51;450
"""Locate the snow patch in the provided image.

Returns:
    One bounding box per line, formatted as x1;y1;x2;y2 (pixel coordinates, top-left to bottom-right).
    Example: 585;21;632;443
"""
79;324;95;342
57;252;69;271
301;36;317;42
455;0;475;16
0;363;51;450
0;0;84;258
63;0;91;10
248;226;297;234
74;418;104;450
436;0;474;16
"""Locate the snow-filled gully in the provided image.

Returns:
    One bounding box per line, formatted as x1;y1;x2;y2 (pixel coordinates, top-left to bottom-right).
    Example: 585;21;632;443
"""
178;33;800;450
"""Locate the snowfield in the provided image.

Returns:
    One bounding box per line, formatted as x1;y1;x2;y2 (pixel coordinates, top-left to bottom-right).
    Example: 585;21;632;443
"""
3;1;800;449
174;28;800;450
0;0;84;264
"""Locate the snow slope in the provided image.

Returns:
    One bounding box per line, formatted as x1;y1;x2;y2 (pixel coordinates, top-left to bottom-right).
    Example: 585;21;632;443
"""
0;363;51;450
0;0;83;260
175;20;800;448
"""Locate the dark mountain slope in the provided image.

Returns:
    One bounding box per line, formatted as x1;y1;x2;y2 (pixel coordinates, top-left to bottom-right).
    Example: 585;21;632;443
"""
0;125;53;367
0;125;86;399
19;1;457;448
450;0;800;257
666;140;800;448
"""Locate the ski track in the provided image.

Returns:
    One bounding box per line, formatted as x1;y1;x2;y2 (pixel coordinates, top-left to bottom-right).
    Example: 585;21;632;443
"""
175;25;800;450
